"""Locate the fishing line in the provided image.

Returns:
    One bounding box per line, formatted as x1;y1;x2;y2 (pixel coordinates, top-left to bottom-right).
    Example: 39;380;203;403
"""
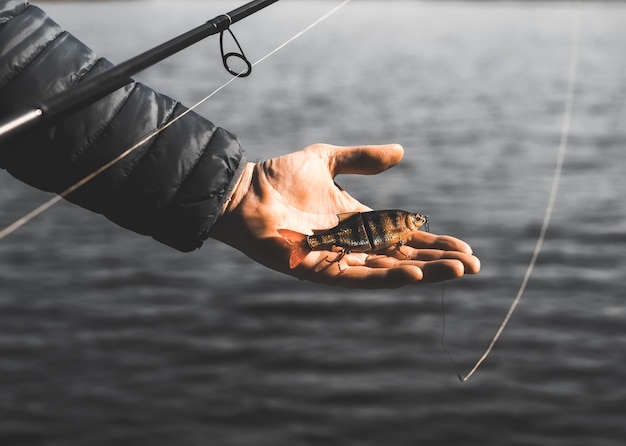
457;5;582;383
0;0;352;241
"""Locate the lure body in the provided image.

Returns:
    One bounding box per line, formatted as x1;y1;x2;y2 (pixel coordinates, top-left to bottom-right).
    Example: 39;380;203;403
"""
278;210;427;269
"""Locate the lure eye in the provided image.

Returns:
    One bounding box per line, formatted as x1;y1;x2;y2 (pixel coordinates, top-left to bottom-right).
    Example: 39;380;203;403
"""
407;213;424;229
408;213;428;231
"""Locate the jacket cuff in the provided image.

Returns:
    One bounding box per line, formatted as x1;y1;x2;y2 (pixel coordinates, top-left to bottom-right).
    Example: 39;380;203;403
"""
211;156;248;226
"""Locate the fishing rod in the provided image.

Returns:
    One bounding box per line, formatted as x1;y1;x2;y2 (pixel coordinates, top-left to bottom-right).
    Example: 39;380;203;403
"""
0;0;279;144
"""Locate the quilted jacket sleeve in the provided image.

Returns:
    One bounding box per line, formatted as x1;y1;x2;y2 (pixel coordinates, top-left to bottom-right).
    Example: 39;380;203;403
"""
0;0;247;251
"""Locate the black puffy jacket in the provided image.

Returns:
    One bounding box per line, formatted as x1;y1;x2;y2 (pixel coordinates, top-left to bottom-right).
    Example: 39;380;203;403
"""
0;0;246;251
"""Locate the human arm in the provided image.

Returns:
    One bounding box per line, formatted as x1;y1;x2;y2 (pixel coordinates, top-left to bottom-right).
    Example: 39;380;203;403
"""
0;0;245;251
1;2;479;289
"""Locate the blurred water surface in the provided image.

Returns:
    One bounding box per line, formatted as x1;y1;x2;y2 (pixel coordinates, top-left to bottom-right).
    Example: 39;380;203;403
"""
1;1;625;445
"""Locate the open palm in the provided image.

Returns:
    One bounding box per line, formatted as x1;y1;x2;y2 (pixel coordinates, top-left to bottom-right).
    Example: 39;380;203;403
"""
210;143;480;288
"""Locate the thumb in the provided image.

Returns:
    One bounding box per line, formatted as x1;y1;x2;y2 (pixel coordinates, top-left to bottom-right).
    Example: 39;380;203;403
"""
310;144;405;177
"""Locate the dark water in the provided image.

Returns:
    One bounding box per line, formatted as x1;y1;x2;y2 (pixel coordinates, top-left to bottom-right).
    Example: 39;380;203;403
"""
1;1;625;445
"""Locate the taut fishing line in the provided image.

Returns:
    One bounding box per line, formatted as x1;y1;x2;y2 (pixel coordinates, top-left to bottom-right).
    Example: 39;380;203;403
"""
445;5;582;383
0;0;352;241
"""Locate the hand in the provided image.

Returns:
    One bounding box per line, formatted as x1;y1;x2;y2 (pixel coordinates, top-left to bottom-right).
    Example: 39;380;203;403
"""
210;143;480;288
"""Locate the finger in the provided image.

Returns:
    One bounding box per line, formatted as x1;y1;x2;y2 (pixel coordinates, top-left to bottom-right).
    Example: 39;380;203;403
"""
412;250;480;274
368;250;481;275
406;231;474;254
311;264;425;289
311;144;404;177
420;260;467;283
397;258;465;283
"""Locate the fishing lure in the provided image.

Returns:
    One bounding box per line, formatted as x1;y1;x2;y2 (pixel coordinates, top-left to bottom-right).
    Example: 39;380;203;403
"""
278;209;427;269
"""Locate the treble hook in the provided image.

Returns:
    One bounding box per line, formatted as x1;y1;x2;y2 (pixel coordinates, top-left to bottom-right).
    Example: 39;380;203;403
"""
219;14;252;77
